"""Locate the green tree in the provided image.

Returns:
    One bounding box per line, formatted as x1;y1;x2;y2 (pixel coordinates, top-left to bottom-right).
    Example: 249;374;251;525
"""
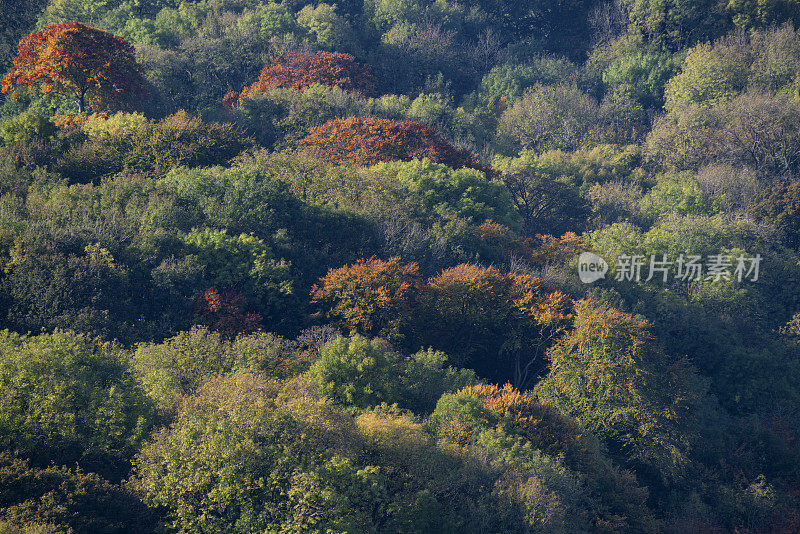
492;160;590;236
132;326;296;413
309;335;400;409
296;3;361;54
0;453;157;533
497;84;599;152
370;158;522;230
621;0;730;48
536;299;708;485
664;38;750;110
749;178;800;249
0;111;56;146
0;330;155;477
135;371;321;533
602;50;677;108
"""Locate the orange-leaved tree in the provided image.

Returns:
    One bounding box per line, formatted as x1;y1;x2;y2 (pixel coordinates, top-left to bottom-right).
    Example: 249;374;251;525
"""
237;51;376;104
194;288;262;339
474;221;583;268
2;22;146;113
424;264;573;387
310;256;423;342
311;257;572;386
297;116;486;170
459;383;591;460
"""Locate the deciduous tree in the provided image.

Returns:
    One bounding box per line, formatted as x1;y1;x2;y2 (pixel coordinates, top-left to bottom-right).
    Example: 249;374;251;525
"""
424;264;573;387
238;51;376;103
194;288;263;340
536;299;706;484
311;256;423;341
2;22;146;113
298;116;485;170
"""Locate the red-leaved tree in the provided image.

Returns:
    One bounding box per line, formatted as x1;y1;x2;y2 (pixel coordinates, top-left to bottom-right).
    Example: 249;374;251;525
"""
236;51;376;104
2;22;146;113
194;288;262;339
297;116;486;171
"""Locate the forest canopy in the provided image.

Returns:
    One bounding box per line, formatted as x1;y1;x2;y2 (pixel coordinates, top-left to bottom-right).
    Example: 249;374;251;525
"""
1;0;800;532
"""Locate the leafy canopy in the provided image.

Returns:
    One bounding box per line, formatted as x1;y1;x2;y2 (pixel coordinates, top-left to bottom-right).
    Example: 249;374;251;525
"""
298;116;486;170
2;22;146;113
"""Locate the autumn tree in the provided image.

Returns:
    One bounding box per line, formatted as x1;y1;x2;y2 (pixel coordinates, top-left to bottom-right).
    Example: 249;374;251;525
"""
298;116;486;170
194;288;263;340
311;256;423;342
429;383;659;532
2;22;146;113
312;258;573;385
237;51;376;104
474;221;584;268
424;264;573;387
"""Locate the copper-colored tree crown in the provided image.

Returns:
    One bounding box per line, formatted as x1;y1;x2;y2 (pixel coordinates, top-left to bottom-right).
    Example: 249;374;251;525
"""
297;116;487;171
2;22;146;113
237;51;376;104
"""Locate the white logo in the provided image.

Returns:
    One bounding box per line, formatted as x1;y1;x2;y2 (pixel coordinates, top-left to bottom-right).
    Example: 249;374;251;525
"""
578;252;608;283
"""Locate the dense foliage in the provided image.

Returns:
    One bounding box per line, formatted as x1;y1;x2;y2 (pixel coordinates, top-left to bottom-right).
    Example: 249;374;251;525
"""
2;22;146;112
298;116;485;169
236;51;376;103
2;0;800;532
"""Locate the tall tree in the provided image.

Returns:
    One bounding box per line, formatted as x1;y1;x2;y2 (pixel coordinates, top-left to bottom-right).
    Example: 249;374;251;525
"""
2;22;146;113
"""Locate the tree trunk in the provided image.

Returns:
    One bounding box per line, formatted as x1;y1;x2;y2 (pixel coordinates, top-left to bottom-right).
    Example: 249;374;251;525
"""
77;90;85;113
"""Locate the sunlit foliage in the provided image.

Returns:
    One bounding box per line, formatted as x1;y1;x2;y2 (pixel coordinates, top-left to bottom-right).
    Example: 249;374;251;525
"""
2;22;146;112
298;116;485;170
237;51;376;103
